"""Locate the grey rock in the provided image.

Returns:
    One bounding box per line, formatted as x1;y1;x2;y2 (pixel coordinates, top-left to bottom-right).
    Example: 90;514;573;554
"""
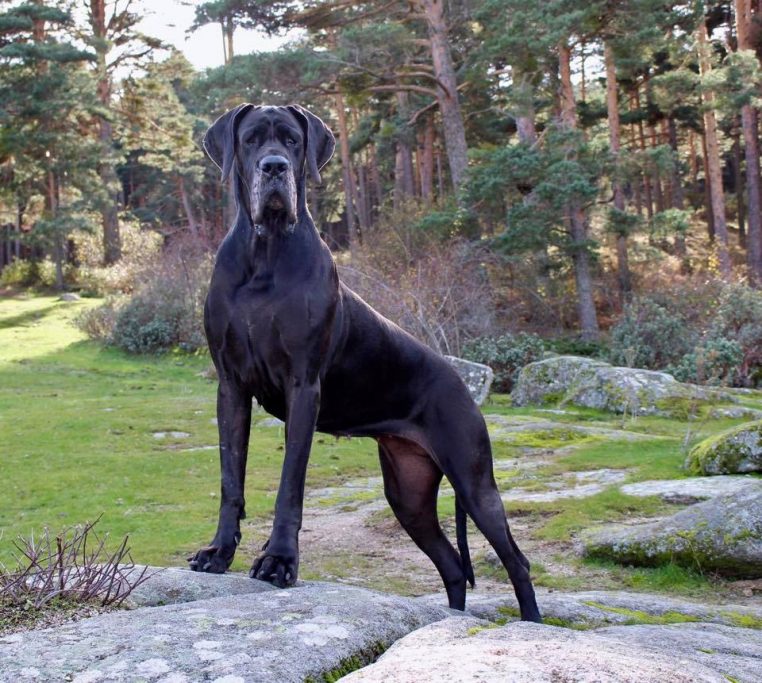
502;468;628;503
709;406;762;420
512;355;730;416
582;485;762;577
444;355;494;405
595;622;762;683
152;431;190;439
0;583;452;683
686;421;762;474
342;617;728;682
58;292;81;302
621;476;762;503
420;588;762;630
122;567;275;608
484;414;658;443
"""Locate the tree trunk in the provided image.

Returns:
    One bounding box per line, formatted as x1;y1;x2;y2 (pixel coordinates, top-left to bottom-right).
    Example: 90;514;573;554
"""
667;117;688;257
733;131;746;246
416;0;468;191
90;0;121;265
335;88;359;250
735;0;762;284
420;117;435;205
559;41;599;339
697;18;732;278
634;84;654;220
178;176;199;238
604;41;631;302
514;66;538;145
394;90;415;206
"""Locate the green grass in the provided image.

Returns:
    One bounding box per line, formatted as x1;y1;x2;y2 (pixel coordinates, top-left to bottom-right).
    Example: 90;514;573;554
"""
0;293;379;571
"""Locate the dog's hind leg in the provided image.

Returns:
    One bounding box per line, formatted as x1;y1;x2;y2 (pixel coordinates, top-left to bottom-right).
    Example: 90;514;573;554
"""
377;436;467;610
429;424;542;623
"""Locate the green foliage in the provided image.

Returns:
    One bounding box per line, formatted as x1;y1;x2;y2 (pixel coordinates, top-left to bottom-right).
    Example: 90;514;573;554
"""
609;298;695;370
668;338;743;386
462;333;545;392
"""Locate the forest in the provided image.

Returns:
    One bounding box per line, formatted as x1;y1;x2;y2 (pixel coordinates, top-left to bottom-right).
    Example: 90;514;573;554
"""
4;0;762;389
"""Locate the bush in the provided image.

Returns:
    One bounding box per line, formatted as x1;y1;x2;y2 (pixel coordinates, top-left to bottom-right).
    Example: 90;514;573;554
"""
340;234;498;356
462;333;545;393
0;258;76;289
72;221;163;295
0;259;38;287
77;241;212;354
609;298;696;370
667;338;743;386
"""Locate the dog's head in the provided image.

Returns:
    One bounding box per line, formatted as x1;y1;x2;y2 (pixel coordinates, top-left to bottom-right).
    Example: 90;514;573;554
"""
203;104;335;228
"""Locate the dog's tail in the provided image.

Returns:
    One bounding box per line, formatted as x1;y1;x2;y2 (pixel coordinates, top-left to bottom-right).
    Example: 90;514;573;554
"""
455;496;475;588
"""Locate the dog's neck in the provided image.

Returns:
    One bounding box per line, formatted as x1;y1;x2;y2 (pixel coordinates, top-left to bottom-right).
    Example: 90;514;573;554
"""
232;174;318;287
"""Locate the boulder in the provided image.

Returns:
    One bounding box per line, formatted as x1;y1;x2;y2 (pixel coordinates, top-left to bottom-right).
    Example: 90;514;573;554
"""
595;622;762;683
0;583;452;683
582;485;762;577
445;355;494;405
620;476;762;504
416;588;762;631
341;617;730;682
512;355;728;416
686;421;762;475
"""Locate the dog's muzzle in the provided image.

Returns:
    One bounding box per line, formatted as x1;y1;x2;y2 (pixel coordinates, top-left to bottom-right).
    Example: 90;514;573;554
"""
251;155;298;227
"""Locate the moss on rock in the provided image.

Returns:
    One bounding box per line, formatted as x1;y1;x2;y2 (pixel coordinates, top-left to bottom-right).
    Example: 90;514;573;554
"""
686;420;762;475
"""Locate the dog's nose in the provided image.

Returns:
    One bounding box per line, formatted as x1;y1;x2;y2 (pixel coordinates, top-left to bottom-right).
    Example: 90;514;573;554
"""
259;155;290;177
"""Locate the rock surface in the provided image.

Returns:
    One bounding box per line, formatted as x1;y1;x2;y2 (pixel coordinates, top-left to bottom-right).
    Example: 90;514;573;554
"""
0;583;452;683
620;475;762;503
596;622;762;683
582;486;762;577
341;617;733;682
444;355;494;405
123;567;275;608
686;420;762;474
512;355;728;416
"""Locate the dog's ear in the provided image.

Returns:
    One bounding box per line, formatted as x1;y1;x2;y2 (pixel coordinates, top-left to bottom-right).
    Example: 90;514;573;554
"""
286;104;336;185
203;103;255;183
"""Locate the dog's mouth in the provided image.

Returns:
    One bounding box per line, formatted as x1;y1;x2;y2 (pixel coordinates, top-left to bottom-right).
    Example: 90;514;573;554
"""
251;175;298;227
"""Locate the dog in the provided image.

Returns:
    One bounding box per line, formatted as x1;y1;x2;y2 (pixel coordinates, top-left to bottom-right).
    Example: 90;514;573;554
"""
188;103;541;622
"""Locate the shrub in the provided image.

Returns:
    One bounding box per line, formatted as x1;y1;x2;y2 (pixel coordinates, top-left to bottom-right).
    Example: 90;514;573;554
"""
667;338;744;386
77;241;212;354
609;298;696;370
0;259;38;287
462;333;545;393
341;235;498;356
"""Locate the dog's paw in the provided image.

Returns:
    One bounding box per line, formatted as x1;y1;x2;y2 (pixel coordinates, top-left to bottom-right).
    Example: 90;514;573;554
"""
249;551;298;588
187;544;233;573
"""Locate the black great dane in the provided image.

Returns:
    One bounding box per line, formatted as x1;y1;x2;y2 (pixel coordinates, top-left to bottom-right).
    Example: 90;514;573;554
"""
189;103;541;622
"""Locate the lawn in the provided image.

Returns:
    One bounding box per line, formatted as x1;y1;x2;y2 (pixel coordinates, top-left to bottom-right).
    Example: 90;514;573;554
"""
0;292;379;572
2;292;759;597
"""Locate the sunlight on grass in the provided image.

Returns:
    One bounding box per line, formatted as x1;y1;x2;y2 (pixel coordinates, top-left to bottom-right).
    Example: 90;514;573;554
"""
0;294;379;570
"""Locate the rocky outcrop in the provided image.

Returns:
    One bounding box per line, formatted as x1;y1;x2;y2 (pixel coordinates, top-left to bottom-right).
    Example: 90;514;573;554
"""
0;582;451;683
620;476;761;504
342;617;737;682
512;355;729;416
582;486;762;577
3;570;762;683
686;421;762;475
444;356;494;405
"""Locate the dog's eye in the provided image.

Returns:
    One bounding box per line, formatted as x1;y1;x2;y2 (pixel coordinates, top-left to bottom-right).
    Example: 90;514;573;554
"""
286;137;297;147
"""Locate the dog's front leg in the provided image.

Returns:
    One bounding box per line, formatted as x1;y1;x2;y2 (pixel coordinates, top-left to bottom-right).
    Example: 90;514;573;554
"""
250;380;319;587
189;381;252;573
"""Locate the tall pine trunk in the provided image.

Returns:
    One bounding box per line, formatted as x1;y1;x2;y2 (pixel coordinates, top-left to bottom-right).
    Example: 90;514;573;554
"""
735;0;762;284
559;41;599;339
90;0;121;265
604;41;631;301
416;0;468;191
335;88;359;250
697;17;732;278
